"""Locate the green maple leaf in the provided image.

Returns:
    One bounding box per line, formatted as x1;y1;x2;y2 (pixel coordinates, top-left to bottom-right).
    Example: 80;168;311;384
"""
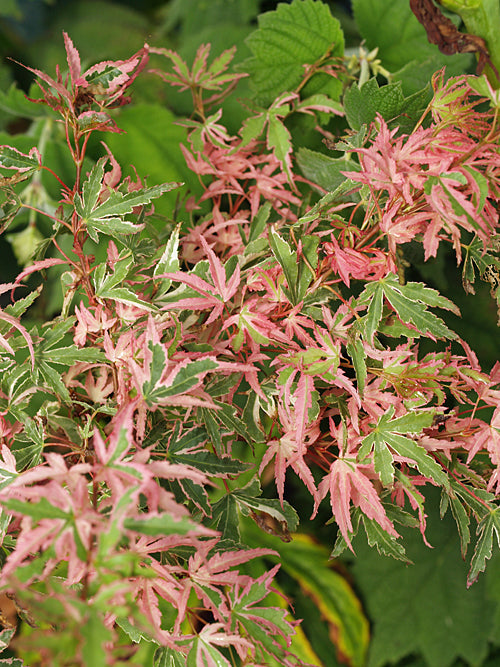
74;158;181;242
358;274;459;343
29;318;106;403
358;406;449;488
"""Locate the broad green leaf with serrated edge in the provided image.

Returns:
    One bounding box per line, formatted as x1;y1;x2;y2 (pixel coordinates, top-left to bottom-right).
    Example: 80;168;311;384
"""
243;0;344;106
297;147;360;191
344;78;428;134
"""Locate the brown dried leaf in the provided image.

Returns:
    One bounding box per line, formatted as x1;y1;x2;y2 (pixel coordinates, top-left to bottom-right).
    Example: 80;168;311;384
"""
409;0;494;74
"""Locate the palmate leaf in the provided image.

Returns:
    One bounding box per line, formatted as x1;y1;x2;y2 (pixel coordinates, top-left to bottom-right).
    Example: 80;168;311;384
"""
358;405;449;487
74;158;182;242
93;256;155;311
358;274;459;343
31;318;107;402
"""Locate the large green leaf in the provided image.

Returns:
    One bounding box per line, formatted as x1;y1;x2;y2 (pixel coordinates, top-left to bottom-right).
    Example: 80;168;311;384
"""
243;0;344;106
103;104;202;220
350;487;496;667
296;148;360;192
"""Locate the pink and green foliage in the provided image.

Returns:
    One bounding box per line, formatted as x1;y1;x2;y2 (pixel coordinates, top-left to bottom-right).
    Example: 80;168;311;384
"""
0;0;499;663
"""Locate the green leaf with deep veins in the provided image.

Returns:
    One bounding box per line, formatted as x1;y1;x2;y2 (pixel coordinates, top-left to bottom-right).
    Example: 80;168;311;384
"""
243;0;344;106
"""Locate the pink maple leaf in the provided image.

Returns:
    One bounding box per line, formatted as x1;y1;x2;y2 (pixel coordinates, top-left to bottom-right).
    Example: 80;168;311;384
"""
314;457;399;551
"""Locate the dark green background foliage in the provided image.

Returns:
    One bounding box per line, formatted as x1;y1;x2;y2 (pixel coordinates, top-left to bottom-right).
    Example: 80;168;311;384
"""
0;1;498;666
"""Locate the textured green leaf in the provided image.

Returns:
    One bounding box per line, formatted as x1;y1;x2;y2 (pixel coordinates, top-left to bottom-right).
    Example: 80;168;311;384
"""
296;148;360;192
344;78;428;133
243;0;344;106
351;487;496;667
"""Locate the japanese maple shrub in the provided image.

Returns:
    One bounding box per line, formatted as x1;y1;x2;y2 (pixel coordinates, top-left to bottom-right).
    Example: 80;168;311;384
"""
0;0;498;665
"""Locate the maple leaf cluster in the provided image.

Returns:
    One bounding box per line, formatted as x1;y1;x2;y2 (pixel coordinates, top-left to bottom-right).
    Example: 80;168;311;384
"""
0;11;498;665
